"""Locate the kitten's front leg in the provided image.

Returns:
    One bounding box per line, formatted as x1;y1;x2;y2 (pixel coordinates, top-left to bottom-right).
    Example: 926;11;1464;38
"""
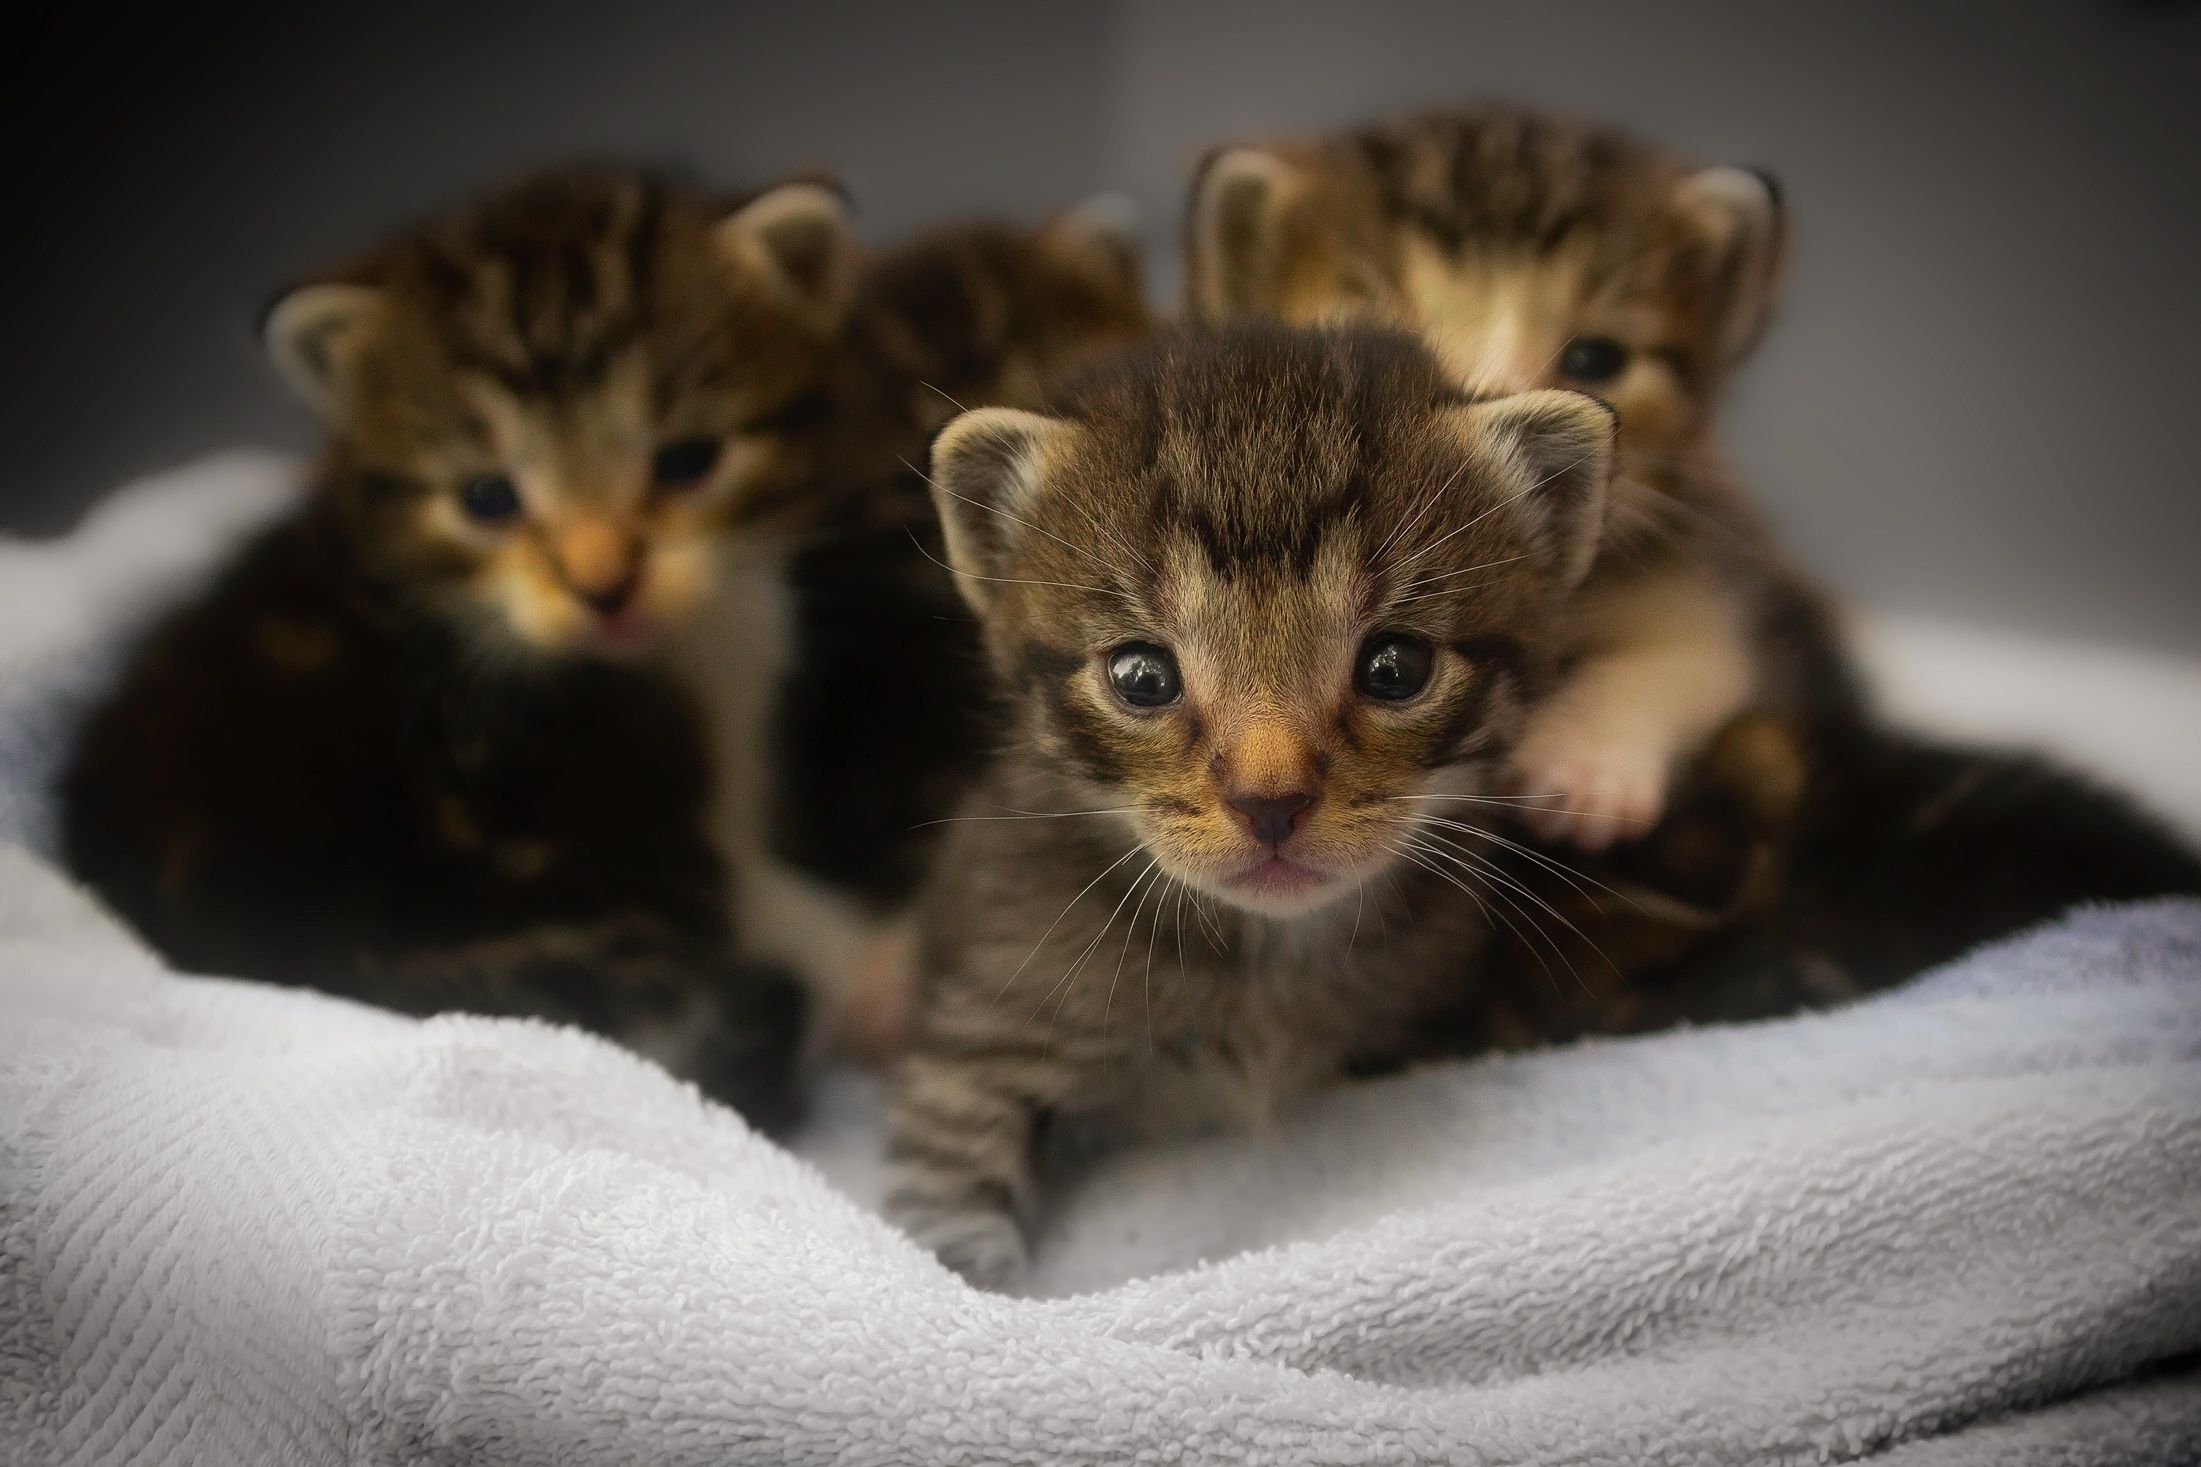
884;1037;1091;1289
1514;577;1755;850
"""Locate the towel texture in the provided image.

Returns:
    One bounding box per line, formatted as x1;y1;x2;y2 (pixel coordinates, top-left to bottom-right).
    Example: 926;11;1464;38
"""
4;456;2200;1464
4;845;2199;1464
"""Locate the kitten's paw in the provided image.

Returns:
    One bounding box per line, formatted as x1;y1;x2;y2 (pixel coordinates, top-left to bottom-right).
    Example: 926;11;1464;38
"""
1510;725;1669;851
889;1196;1029;1290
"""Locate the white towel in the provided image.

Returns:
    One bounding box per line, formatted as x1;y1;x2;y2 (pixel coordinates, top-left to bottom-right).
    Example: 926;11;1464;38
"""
3;844;2198;1464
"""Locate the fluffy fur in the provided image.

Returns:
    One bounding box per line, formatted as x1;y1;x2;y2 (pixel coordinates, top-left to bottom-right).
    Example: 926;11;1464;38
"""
60;164;857;1132
738;203;1154;1059
885;323;1620;1284
1183;103;1856;848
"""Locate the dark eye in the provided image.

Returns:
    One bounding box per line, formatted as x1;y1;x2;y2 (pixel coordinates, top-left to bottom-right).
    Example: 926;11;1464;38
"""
651;437;722;492
1106;642;1182;709
458;473;522;524
1355;633;1434;702
1558;336;1630;384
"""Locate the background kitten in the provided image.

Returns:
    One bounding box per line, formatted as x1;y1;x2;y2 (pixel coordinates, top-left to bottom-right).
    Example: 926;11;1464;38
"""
734;201;1153;1061
885;322;1616;1285
62;165;856;1132
1183;103;1856;848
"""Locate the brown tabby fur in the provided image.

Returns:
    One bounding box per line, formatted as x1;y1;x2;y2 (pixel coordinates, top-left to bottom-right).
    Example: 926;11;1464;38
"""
60;164;857;1131
1184;103;1859;852
885;323;1620;1285
748;204;1153;1058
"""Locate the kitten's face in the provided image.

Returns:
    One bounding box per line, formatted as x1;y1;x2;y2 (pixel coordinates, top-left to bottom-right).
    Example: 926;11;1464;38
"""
932;326;1613;918
1184;108;1782;521
264;168;858;658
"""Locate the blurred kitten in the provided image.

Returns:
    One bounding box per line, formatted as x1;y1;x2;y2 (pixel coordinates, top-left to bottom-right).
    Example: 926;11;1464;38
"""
61;165;857;1132
885;323;1618;1284
736;200;1153;1060
1184;103;1857;848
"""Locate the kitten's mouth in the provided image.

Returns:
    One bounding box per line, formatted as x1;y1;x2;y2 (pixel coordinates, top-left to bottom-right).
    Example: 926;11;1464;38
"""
1229;853;1328;897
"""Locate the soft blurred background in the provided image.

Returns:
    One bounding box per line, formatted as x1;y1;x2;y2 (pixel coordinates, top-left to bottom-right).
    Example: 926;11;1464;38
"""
7;1;2198;654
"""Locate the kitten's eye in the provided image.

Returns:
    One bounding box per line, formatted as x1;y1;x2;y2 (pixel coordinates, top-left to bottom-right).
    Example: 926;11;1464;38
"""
651;437;722;493
458;473;523;524
1558;336;1630;384
1106;642;1182;709
1355;633;1434;702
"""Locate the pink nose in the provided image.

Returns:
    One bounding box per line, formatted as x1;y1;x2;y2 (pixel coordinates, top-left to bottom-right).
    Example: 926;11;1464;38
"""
1227;790;1316;846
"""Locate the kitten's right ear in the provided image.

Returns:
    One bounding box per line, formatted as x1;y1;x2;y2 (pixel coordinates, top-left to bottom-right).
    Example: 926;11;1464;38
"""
929;406;1071;614
1183;146;1312;320
1449;389;1618;592
260;283;383;420
718;180;859;331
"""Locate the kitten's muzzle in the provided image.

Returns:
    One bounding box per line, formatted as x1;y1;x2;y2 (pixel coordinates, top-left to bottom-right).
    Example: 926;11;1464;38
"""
551;520;645;618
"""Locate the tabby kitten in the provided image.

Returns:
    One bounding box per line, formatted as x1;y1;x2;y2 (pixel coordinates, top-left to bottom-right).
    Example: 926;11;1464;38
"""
885;323;1617;1285
61;165;859;1131
738;201;1153;1059
1184;104;1856;849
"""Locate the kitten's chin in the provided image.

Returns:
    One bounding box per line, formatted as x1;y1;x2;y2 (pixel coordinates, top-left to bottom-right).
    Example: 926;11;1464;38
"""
1191;852;1361;920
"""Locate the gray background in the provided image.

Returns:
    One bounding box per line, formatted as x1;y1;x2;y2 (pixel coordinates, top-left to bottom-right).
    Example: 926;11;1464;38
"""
8;2;2197;651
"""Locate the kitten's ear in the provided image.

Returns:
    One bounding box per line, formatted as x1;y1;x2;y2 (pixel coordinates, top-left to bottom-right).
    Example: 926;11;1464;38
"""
1040;192;1146;301
1673;166;1786;365
260;282;383;419
1183;146;1315;320
1450;389;1617;592
718;179;859;330
929;406;1072;614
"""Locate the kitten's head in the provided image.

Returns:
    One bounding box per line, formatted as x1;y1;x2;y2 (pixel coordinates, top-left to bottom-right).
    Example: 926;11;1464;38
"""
930;323;1614;918
262;164;859;657
857;196;1153;433
1184;105;1779;517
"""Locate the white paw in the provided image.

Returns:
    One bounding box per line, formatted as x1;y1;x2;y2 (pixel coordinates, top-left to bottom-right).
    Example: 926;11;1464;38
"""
891;1196;1030;1290
1510;724;1669;851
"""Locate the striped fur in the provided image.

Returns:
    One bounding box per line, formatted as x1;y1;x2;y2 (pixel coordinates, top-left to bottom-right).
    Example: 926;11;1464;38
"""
60;165;852;1132
885;324;1618;1285
746;203;1154;1059
1184;104;1858;851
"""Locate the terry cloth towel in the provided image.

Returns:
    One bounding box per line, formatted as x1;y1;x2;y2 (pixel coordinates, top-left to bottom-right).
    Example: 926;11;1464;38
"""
3;839;2199;1466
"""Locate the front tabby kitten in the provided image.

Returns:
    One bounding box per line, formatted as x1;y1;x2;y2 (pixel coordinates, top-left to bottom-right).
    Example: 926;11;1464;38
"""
884;323;1618;1285
62;166;857;1131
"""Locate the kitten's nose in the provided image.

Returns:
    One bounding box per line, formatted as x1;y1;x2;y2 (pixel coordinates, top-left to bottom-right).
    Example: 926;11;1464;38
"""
555;521;642;618
576;571;641;618
1227;790;1317;847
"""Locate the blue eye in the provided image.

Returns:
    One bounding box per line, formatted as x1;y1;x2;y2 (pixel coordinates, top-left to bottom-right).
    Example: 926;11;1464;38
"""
651;437;722;492
458;473;522;524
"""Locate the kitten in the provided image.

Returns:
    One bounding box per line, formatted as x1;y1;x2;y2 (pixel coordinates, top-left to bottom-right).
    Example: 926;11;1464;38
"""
1183;104;1857;850
884;322;1618;1285
733;202;1153;1060
60;165;860;1132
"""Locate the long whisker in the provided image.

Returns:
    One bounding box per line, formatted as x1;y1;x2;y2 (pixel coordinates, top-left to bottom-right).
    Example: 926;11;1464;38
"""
903;527;1129;601
993;841;1144;1006
1409;829;1614;987
1398;833;1573;993
908;805;1142;831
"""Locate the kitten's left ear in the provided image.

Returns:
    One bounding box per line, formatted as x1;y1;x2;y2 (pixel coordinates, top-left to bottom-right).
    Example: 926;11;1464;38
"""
929;406;1074;615
260;282;384;421
1673;166;1786;365
718;179;859;330
1448;388;1617;592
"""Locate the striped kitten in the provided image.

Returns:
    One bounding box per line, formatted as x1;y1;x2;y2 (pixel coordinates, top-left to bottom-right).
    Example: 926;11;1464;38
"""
739;202;1152;1060
61;165;858;1132
1185;104;1857;850
885;323;1617;1285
